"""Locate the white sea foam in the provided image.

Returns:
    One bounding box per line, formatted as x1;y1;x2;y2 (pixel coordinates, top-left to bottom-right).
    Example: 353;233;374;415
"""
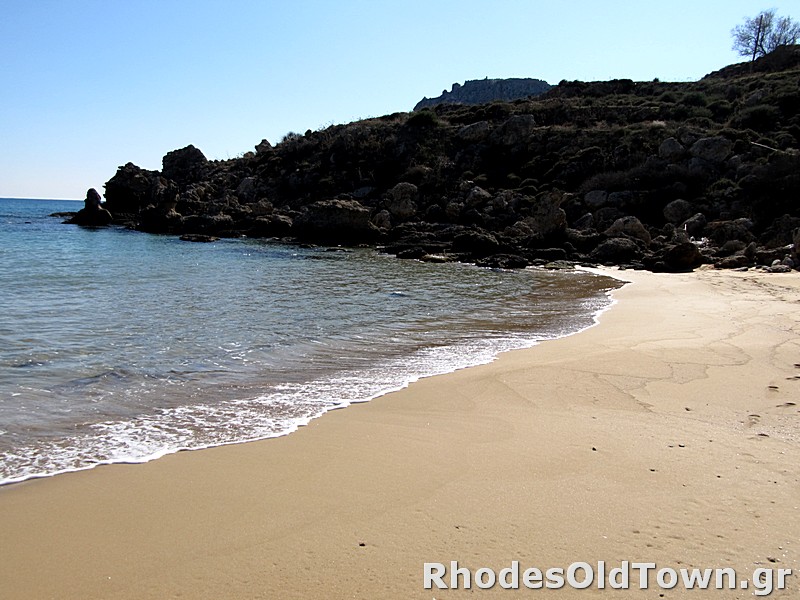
0;289;616;486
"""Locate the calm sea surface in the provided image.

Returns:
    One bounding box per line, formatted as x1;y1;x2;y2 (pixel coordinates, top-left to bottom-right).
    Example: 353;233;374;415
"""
0;197;621;485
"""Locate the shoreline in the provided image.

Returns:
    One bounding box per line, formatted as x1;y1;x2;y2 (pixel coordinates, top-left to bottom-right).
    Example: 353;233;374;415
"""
0;260;620;488
1;267;799;598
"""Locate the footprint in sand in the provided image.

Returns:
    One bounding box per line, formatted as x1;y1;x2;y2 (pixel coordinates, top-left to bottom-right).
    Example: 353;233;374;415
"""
747;414;761;427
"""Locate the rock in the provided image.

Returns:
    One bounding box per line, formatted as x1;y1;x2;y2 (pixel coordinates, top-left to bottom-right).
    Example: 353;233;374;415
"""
755;246;791;266
162;145;208;184
420;253;454;263
584;190;608;209
255;139;273;155
654;241;705;272
248;214;293;238
689;136;733;164
181;213;235;234
457;121;491;143
520;190;568;238
395;247;427;259
415;78;551;110
235;177;259;202
67;188;114;226
103;162;160;215
372;209;392;230
452;229;500;257
573;212;594;230
489;115;538;146
681;213;707;238
542;260;577;270
179;234;218;243
385;182;418;220
590;237;644;263
475;254;529;269
714;254;752;269
794;227;800;263
529;247;568;261
604;216;651;245
294;199;379;244
765;264;792;273
465;186;492;208
718;240;747;256
139;206;183;233
658;137;686;161
705;218;755;245
662;199;694;225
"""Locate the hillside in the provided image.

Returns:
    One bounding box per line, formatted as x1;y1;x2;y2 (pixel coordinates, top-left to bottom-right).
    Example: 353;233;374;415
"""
78;46;800;272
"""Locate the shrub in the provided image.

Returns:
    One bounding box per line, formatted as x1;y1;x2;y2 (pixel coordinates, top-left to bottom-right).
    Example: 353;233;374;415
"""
733;105;781;132
406;110;440;129
682;92;709;107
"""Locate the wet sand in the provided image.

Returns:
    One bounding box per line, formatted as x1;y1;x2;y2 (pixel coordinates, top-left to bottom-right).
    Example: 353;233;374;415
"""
1;266;799;599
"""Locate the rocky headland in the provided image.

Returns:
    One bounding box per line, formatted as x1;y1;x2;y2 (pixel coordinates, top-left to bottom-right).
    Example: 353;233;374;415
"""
414;78;552;110
86;46;800;273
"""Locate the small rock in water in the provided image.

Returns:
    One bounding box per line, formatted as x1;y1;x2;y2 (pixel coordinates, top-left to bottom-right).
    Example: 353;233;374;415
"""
180;234;219;243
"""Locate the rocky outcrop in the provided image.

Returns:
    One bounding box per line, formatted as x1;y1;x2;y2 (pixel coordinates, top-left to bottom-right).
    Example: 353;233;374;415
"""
294;199;379;244
67;188;113;226
415;78;551;110
89;49;800;274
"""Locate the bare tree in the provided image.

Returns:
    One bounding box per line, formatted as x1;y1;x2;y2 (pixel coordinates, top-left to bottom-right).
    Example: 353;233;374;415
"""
732;9;800;61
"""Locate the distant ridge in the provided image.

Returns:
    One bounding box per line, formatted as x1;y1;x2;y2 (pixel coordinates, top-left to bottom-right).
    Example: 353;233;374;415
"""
414;77;552;110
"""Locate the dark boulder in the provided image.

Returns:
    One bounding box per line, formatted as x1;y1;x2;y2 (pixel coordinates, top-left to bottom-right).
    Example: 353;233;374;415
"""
180;234;218;243
662;199;694;225
161;145;209;185
104;163;160;215
67;188;114;226
590;237;644;264
705;219;755;245
714;254;753;269
604;216;651;245
294;199;379;244
646;240;705;272
475;254;530;269
452;229;500;257
681;213;708;238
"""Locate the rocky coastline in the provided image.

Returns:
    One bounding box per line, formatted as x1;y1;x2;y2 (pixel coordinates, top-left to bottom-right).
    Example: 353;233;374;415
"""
70;47;800;273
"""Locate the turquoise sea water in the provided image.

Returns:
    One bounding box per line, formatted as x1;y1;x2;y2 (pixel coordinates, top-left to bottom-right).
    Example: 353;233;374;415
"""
0;197;621;485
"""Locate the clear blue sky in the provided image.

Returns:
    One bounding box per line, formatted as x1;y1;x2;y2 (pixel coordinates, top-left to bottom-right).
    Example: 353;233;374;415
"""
1;0;797;199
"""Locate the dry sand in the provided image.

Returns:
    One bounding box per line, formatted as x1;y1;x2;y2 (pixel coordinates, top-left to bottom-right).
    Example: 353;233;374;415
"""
1;266;799;599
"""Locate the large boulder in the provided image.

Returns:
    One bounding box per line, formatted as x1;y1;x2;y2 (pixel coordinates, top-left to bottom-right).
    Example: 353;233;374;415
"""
452;229;501;257
67;188;113;226
658;137;686;161
662;199;694;225
294;199;379;244
646;239;704;272
705;218;755;245
489;115;537;146
690;137;733;164
517;190;568;239
590;237;644;264
385;182;418;220
457;121;490;143
604;216;651;245
681;213;708;238
103;162;160;215
161;145;209;185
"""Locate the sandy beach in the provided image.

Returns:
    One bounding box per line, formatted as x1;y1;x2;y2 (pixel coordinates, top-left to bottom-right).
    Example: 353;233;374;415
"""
1;266;799;599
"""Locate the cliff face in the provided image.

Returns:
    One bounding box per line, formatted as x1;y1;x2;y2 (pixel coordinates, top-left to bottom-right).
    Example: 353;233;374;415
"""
97;50;800;273
414;78;552;110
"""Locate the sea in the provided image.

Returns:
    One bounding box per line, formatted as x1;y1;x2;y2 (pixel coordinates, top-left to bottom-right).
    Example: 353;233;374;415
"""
0;197;622;486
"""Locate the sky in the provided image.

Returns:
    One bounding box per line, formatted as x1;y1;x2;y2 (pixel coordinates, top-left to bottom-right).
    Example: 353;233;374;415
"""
1;0;798;200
